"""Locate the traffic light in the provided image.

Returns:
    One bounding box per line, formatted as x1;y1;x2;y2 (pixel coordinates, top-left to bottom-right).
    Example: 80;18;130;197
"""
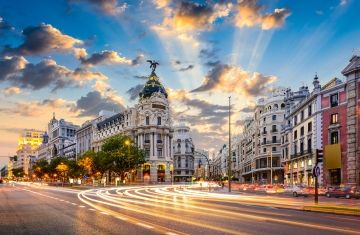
316;149;323;164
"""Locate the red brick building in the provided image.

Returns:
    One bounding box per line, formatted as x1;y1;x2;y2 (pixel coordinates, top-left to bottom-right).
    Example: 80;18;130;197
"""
321;78;347;186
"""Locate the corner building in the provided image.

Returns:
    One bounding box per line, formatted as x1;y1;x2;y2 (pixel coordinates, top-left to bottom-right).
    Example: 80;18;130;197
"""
92;70;174;183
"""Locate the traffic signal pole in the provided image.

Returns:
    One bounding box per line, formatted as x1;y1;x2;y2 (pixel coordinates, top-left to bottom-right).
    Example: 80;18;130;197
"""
314;149;323;204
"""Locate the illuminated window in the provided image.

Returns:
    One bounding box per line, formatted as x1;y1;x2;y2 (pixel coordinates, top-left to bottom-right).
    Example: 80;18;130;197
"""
330;131;339;144
330;113;338;124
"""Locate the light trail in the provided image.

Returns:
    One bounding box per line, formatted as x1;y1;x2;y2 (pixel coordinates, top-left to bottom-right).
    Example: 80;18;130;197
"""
78;185;360;235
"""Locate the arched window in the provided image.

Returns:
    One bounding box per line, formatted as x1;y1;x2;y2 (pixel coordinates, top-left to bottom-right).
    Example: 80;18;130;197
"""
281;103;285;109
157;117;161;125
146;116;149;125
274;104;278;109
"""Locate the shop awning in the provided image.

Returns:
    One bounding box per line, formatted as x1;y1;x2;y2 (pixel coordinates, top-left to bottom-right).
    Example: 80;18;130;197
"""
324;144;341;169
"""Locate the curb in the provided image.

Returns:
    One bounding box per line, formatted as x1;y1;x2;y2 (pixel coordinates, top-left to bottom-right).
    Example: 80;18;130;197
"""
303;206;360;216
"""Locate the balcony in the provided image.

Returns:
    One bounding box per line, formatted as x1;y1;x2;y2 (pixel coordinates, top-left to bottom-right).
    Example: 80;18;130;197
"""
157;139;163;144
144;139;150;144
262;131;267;135
290;149;313;159
271;129;278;133
261;140;281;145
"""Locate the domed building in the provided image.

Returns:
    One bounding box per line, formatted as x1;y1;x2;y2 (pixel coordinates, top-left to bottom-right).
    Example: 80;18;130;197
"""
92;66;174;183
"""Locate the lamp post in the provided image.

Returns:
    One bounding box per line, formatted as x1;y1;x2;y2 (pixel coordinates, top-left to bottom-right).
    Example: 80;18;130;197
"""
228;96;232;192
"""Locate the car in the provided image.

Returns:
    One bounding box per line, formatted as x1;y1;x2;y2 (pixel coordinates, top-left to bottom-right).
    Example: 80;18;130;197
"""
325;186;360;199
291;185;310;197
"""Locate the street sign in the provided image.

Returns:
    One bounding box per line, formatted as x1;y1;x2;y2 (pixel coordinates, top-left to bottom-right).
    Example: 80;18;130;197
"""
316;149;323;163
312;164;321;177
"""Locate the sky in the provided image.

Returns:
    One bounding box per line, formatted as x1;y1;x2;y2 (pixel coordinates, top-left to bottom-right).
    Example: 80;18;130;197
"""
0;0;359;164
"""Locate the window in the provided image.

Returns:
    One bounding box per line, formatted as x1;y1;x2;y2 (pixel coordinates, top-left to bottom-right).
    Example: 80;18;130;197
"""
272;136;277;143
272;147;277;152
157;117;161;125
308;105;312;116
146;116;149;125
272;115;276;120
272;125;277;132
307;138;312;152
263;127;266;134
330;93;339;107
330;131;339;144
145;133;150;143
157;148;163;157
294;130;297;139
263;117;266;122
263;148;267;153
300;141;304;154
263;138;266;144
294;116;298;125
330;113;338;125
301;110;304;121
300;126;304;136
145;148;150;157
308;122;312;132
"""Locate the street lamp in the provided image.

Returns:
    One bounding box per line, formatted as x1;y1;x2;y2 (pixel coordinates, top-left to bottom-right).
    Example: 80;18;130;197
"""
268;150;273;185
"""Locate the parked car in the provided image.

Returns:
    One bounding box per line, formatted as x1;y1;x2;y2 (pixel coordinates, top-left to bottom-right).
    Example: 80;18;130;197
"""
325;186;360;199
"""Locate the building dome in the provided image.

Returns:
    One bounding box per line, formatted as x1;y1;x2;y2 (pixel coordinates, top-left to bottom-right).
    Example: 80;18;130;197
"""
139;72;168;99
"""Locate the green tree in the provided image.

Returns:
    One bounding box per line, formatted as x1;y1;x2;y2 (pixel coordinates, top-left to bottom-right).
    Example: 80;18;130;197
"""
102;134;145;181
32;159;49;179
12;167;24;178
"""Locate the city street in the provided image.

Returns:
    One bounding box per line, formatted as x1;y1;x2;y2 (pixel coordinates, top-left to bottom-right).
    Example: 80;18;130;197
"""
1;183;359;235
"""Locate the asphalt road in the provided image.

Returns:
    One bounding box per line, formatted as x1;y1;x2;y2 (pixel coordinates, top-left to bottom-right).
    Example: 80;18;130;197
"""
0;183;359;235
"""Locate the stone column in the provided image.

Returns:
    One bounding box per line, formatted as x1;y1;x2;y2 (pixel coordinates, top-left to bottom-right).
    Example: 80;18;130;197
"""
150;132;154;157
165;162;171;183
150;162;157;183
346;79;358;185
154;132;157;158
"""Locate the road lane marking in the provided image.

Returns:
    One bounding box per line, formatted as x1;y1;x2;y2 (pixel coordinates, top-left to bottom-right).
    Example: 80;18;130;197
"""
88;208;96;211
79;205;85;208
136;223;154;229
166;232;179;235
71;203;77;205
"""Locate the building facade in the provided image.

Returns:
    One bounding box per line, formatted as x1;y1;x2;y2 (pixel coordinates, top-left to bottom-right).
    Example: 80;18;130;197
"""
320;78;347;186
341;55;360;186
15;129;44;175
75;110;115;157
37;115;79;161
194;149;210;180
92;69;174;183
173;122;195;182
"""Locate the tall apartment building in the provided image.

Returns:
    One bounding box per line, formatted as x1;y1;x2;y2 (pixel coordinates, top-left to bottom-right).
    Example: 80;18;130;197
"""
15;129;44;175
173;122;195;182
235;90;286;184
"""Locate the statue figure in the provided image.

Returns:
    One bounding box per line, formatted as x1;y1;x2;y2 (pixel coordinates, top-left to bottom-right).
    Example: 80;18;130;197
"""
147;60;159;73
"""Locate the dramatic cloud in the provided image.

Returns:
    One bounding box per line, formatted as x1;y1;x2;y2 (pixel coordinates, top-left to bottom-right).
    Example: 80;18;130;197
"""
0;98;71;117
80;51;144;67
191;63;277;96
179;64;194;71
152;1;232;47
0;56;107;91
168;89;229;131
2;23;83;56
69;0;127;15
239;106;256;113
73;91;124;117
126;84;144;101
166;1;232;31
234;0;291;30
2;86;21;96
